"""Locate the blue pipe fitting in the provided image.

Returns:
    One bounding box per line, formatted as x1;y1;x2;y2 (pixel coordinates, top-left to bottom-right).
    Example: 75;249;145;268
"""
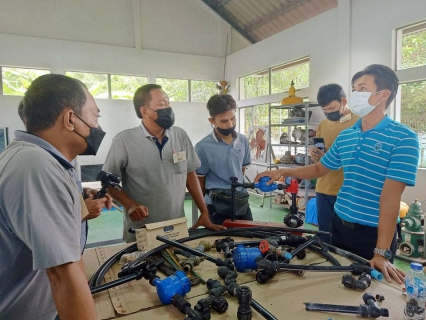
284;252;292;260
153;270;191;304
370;269;383;281
254;176;278;192
233;245;262;272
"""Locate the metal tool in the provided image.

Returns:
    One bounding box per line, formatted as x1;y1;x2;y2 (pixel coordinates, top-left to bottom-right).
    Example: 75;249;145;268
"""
305;293;389;318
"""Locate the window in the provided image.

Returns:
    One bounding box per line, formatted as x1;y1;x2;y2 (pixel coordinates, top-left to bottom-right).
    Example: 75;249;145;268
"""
397;21;426;70
239;58;309;100
239;69;269;100
400;80;426;167
66;71;108;99
111;75;148;100
271;58;309;94
395;21;426;167
239;103;288;141
156;78;188;102
2;67;50;96
190;80;217;102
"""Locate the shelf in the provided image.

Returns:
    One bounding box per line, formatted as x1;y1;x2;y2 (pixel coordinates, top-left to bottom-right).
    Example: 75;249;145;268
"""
270;122;320;127
271;143;304;147
271;102;320;110
267;102;313;210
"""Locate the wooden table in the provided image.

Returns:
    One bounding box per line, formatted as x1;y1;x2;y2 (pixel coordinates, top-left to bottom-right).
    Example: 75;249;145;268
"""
85;236;406;319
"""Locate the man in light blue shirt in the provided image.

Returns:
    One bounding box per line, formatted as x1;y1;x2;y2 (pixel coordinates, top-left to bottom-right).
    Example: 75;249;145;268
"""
195;94;252;225
255;65;419;284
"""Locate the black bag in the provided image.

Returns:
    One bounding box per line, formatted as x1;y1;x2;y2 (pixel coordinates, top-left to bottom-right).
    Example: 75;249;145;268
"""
210;189;250;217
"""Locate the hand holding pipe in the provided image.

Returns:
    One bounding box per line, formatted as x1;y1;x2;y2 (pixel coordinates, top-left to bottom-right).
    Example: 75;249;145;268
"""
156;235;234;269
95;171;121;199
229;176;289;221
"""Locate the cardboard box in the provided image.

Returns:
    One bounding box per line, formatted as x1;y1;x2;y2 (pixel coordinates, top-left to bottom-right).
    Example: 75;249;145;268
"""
135;217;189;251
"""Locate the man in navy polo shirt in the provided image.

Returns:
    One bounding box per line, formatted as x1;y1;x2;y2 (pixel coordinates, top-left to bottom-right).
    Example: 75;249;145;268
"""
195;94;252;225
254;64;419;284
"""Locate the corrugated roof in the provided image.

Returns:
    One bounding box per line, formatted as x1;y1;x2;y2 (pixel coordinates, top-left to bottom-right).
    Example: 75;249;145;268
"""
202;0;337;43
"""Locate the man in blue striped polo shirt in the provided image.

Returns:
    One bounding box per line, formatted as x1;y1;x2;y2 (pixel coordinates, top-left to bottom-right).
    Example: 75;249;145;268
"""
255;65;419;283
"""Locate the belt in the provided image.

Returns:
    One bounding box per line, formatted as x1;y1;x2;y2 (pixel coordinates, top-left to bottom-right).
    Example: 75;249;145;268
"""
335;214;375;231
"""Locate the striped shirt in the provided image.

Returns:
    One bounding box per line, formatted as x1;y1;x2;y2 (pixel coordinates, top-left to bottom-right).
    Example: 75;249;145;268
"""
321;115;419;227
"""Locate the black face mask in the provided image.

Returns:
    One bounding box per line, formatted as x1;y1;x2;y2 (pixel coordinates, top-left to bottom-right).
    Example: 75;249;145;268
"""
324;105;343;122
154;107;175;129
73;114;106;156
216;125;236;136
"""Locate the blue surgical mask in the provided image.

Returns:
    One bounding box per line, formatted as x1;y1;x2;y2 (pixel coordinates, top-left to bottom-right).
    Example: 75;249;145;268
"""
349;91;383;118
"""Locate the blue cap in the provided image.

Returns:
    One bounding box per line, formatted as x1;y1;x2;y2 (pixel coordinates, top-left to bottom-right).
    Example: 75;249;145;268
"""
410;262;423;271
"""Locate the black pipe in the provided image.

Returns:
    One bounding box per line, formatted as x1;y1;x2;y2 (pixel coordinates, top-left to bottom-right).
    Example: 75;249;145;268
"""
251;299;278;320
91;274;137;294
90;227;329;291
157;235;234;269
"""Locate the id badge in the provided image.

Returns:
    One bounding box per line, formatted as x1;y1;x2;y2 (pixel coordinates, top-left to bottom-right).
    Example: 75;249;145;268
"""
173;151;186;163
79;193;89;220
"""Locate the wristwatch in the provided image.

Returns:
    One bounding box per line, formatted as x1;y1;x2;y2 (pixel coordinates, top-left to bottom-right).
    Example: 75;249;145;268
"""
374;248;393;260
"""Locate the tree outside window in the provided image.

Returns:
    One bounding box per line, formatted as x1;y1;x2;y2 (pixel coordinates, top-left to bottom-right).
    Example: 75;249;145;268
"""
156;78;188;102
2;67;50;96
400;80;426;167
111;75;148;100
66;71;108;99
191;80;217;102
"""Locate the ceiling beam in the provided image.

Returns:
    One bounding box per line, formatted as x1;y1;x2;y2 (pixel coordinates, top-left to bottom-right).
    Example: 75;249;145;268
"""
217;0;231;7
245;0;311;33
201;0;257;44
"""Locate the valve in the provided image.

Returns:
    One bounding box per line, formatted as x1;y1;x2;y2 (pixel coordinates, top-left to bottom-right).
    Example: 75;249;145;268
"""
342;272;372;290
194;295;228;314
233;245;262;272
152;270;191;304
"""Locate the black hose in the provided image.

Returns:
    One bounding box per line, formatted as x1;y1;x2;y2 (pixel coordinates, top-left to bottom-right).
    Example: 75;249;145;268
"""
89;227;330;290
88;243;137;288
308;245;341;266
251;299;279;320
90;228;279;288
277;264;354;272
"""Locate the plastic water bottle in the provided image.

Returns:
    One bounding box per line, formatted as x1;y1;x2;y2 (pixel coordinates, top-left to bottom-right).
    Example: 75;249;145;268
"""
405;262;426;319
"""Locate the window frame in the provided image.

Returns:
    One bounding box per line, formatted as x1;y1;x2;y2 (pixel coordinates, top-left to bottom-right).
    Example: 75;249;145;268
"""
239;57;310;101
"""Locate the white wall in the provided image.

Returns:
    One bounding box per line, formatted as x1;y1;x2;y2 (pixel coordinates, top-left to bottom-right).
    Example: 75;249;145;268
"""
0;0;250;165
225;0;426;202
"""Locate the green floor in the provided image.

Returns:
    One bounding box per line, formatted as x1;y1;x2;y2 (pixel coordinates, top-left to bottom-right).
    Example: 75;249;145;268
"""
87;195;410;273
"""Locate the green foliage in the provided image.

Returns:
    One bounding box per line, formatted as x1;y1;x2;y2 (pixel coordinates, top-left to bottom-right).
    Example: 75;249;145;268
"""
157;78;188;102
191;80;217;102
271;62;309;94
401;28;426;69
110;75;148;100
401;80;426;132
241;71;269;99
2;67;49;96
66;72;108;99
240;61;310;100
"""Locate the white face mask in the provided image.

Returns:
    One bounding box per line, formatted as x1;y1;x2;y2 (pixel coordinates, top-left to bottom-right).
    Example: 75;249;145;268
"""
349;91;383;118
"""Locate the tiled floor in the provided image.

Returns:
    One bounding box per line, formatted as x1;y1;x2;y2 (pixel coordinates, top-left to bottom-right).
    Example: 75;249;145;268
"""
87;194;411;273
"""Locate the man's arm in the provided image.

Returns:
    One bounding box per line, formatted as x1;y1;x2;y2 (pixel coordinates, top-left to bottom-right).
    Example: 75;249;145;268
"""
198;176;206;196
187;171;225;230
107;187;148;221
46;261;96;320
369;179;406;283
254;162;331;183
